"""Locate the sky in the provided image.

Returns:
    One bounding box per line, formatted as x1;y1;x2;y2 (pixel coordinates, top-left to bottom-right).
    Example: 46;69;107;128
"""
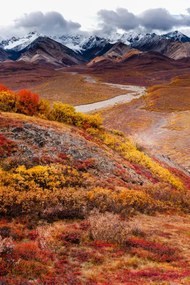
1;0;190;37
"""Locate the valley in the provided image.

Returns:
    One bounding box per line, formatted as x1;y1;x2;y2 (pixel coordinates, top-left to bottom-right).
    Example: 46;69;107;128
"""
0;28;190;285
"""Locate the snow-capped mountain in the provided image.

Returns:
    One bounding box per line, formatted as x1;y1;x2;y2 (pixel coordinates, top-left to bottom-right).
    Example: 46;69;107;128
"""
18;36;84;66
0;32;87;52
1;30;190;63
162;31;190;43
81;36;109;50
0;32;40;51
1;30;190;54
107;31;190;47
54;34;87;51
0;32;110;54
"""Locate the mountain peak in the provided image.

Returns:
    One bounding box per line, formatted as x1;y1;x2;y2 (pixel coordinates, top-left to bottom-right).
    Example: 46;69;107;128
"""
162;30;190;42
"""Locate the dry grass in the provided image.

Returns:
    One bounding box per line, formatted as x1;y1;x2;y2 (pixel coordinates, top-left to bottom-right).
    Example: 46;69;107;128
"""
31;72;128;105
144;86;190;112
88;210;131;245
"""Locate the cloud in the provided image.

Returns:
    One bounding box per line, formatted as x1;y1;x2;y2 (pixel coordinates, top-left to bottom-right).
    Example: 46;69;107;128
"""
98;8;138;32
14;11;81;35
139;8;178;31
1;8;190;39
97;7;190;33
0;11;81;38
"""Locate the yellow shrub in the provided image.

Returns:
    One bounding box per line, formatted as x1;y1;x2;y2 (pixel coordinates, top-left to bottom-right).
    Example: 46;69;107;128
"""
87;187;162;214
49;101;102;129
0;90;16;112
37;98;51;118
49;102;76;124
0;185;87;217
99;132;183;190
74;112;102;129
0;164;85;191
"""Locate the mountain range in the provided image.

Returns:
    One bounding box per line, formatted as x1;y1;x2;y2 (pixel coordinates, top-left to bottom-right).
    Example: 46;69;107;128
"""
1;30;190;66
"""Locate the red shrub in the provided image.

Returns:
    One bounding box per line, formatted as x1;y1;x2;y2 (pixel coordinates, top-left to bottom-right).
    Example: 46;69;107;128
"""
28;229;38;241
13;260;48;278
90;240;115;248
0;134;16;157
14;241;40;260
16;89;39;116
0;84;10;92
126;237;177;262
60;231;81;245
0;260;9;276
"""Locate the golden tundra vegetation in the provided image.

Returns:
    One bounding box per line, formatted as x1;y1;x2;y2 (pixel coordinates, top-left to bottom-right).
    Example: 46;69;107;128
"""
101;75;190;172
0;83;190;284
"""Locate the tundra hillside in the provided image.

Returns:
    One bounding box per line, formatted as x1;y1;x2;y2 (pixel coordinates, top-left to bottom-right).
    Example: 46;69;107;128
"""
0;84;190;284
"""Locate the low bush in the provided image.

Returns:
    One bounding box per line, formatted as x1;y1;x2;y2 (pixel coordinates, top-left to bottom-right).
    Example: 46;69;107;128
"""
88;210;130;245
145;184;190;212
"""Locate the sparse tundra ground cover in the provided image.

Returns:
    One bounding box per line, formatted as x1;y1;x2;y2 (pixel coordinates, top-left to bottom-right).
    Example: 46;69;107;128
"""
0;82;190;284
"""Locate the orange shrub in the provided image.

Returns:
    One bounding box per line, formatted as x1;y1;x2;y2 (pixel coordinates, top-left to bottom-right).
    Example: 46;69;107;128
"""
16;89;39;116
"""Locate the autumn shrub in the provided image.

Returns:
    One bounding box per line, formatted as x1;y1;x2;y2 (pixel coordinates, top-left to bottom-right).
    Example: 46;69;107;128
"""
73;112;102;129
49;101;102;129
16;89;39;116
0;184;87;218
0;134;16;157
0;259;9;276
88;210;130;245
145;184;190;212
13;260;48;278
49;102;76;124
0;164;85;191
37;98;51;118
126;237;177;262
99;132;183;189
0;90;16;112
0;84;10;92
87;187;163;215
60;231;82;245
0;235;14;254
14;241;41;261
0;164;90;217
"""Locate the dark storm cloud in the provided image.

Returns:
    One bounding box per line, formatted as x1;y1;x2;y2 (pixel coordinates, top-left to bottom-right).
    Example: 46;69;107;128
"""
98;8;138;32
14;11;81;35
98;8;190;32
139;8;178;31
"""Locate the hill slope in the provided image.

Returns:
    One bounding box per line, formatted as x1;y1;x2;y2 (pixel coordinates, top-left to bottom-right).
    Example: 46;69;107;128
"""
1;81;190;284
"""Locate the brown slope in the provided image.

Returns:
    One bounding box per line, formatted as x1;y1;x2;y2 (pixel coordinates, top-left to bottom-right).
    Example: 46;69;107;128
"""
104;42;134;60
132;34;190;60
88;51;190;86
18;36;85;66
87;42;140;66
164;41;190;59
